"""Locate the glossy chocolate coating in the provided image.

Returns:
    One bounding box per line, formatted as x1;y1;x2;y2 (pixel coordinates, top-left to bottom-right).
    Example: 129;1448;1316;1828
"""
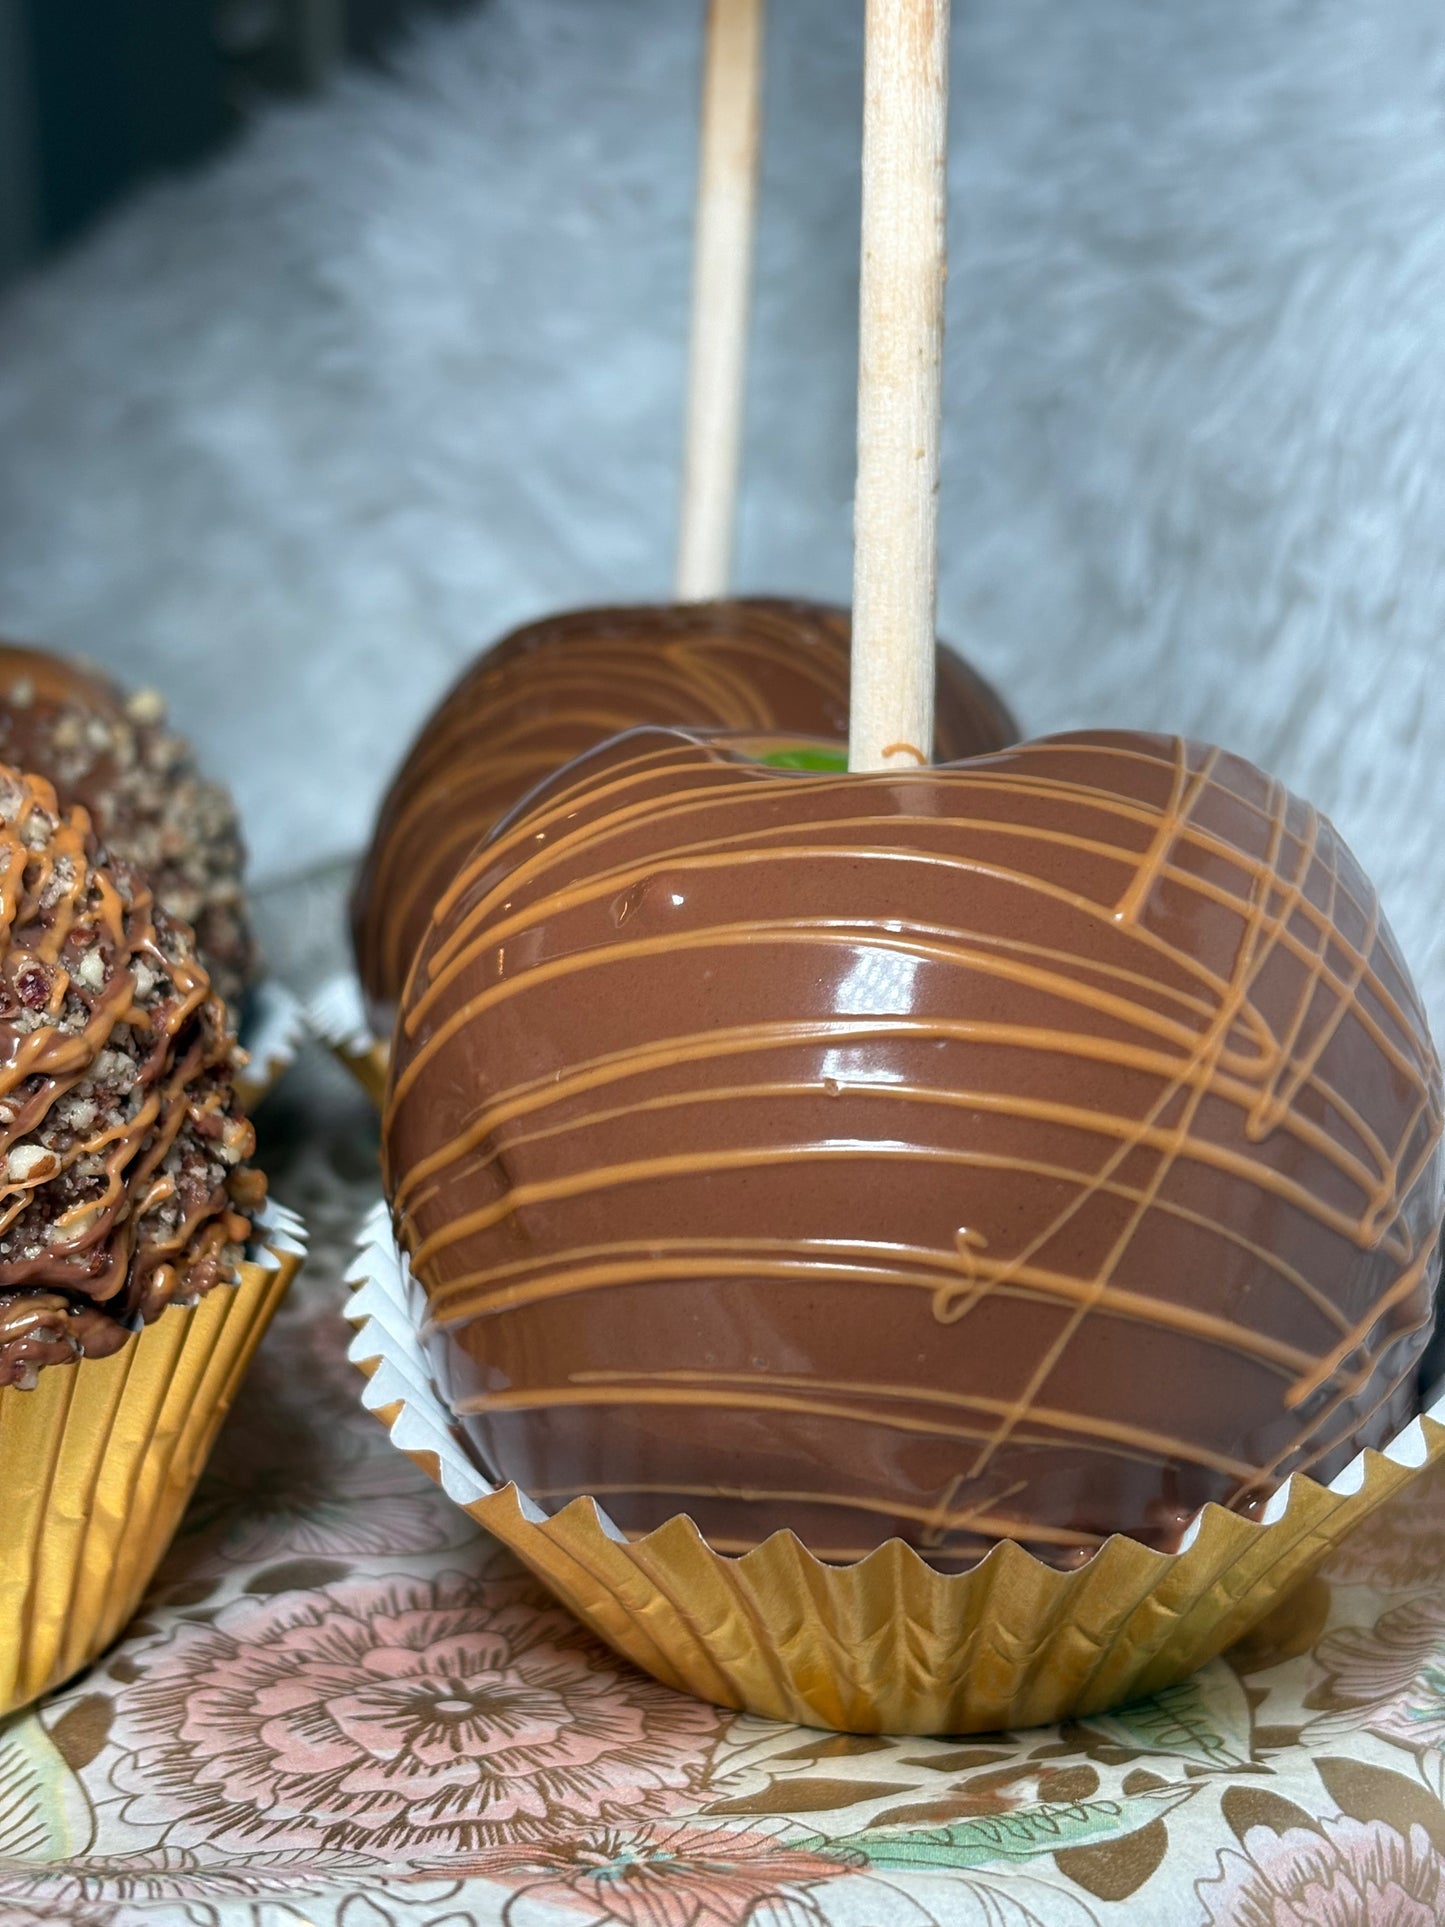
351;598;1017;1023
0;644;256;1008
384;727;1444;1568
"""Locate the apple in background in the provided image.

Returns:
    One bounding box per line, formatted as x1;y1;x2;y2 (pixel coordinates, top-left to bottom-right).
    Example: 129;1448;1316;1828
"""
350;598;1017;1027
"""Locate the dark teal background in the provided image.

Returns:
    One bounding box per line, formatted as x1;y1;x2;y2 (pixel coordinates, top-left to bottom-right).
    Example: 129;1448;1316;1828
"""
0;0;474;290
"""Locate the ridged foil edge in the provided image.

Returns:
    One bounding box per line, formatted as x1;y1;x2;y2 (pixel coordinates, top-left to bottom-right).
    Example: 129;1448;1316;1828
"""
345;1202;1445;1732
0;1200;308;1715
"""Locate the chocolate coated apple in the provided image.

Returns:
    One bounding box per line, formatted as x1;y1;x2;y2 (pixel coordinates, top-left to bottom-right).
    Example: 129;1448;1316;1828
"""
351;598;1017;1022
383;727;1444;1568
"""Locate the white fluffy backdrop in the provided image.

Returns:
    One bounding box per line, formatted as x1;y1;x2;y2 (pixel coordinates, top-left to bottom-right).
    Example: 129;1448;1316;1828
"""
0;0;1442;1024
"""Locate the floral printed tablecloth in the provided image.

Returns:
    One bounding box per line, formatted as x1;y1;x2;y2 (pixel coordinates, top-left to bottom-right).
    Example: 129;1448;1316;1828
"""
3;1046;1444;1927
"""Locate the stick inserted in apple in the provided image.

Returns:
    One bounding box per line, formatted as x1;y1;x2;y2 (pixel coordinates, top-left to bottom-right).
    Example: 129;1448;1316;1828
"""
381;0;1442;1571
350;0;1015;1031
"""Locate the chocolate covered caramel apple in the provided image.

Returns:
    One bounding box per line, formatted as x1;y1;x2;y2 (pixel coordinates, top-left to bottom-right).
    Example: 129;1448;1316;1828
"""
351;598;1017;1022
384;726;1444;1570
0;645;256;1008
0;765;265;1389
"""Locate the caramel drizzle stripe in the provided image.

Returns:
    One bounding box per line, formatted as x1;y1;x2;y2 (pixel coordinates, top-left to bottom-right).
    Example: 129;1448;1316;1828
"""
418;1179;1348;1348
415;839;1273;1052
415;612;849;756
419;759;1265;992
1036;741;1430;1035
418;1230;1314;1374
1255;1343;1429;1483
421;742;760;961
417;737;697;947
390;639;803;797
391;734;1442;1506
403;1103;1390;1330
429;838;1249;1039
414;803;1427;1116
1111;729;1196;922
373;677;750;983
379;606;855;982
399;621;845;796
379;678;784;979
428;742;1404;1032
393;1014;1232;1205
400;1019;1409;1269
403;748;1438;1188
1243;808;1348;1143
965;759;1305;1475
1284;1241;1437;1409
453;1379;1262;1481
509;1478;1103;1550
999;734;1410;937
467;1340;1428;1540
393;935;1412;1238
420;828;1253;1029
423;1199;1349;1341
416;1090;1354;1333
0;776;241;1321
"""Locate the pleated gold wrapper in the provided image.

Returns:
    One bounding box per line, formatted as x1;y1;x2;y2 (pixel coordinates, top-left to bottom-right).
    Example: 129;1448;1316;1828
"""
347;1203;1445;1735
0;1203;306;1716
305;972;389;1107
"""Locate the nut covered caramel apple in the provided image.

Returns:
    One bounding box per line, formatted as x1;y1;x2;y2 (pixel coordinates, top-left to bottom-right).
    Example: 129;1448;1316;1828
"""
0;765;265;1388
351;598;1016;1022
0;644;256;1008
383;727;1444;1569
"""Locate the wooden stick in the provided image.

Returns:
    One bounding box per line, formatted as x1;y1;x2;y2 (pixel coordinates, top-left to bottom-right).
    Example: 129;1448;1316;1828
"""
676;0;767;601
849;0;949;771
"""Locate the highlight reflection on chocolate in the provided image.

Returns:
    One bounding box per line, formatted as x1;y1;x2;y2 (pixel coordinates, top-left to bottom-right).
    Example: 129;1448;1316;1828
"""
384;727;1444;1569
351;598;1017;1020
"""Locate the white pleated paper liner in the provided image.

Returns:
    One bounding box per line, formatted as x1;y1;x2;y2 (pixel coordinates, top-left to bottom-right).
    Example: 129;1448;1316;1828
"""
305;970;389;1106
344;1201;1445;1734
249;1197;309;1269
235;978;306;1111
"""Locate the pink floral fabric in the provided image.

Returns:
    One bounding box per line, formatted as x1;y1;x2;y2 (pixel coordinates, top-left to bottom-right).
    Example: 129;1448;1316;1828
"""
5;1148;1444;1927
471;1824;842;1926
109;1573;724;1855
1305;1596;1445;1754
1197;1817;1445;1927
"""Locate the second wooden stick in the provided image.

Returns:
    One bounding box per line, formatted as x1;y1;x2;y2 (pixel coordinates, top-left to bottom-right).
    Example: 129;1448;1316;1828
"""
676;0;767;602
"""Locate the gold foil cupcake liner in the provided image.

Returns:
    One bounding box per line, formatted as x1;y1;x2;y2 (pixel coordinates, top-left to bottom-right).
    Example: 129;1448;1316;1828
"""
306;971;389;1107
346;1201;1445;1735
0;1203;307;1716
235;979;306;1112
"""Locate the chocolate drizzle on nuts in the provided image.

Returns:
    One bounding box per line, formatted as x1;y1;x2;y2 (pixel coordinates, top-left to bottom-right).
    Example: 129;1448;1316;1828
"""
0;645;256;1008
0;766;264;1388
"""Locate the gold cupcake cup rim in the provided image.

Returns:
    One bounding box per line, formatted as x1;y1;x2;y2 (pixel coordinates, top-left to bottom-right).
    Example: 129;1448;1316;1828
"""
345;1200;1445;1733
0;1200;307;1715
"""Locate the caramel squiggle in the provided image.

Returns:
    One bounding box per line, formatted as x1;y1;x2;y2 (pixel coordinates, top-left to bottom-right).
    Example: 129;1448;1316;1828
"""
352;599;1017;1017
0;767;263;1387
384;728;1443;1567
